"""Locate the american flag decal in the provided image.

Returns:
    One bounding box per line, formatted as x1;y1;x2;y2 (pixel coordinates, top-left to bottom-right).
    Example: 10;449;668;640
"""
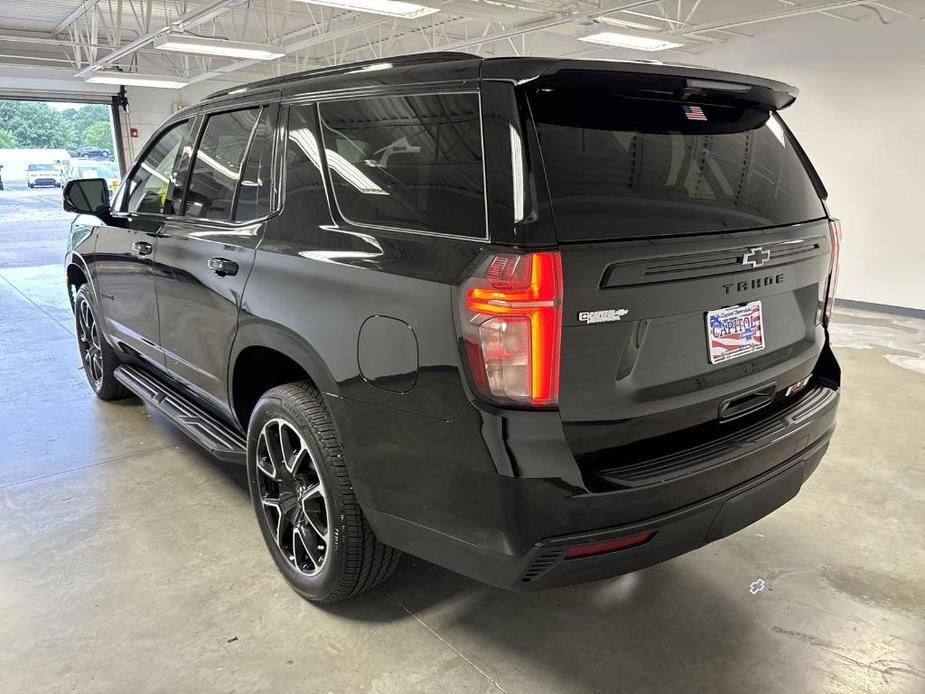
707;301;765;364
683;104;707;121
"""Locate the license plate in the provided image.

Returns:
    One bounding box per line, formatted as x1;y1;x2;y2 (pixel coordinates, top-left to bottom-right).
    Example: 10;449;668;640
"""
706;300;765;364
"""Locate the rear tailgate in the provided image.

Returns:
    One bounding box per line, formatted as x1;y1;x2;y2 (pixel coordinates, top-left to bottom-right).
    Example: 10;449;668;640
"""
526;68;832;454
557;222;830;453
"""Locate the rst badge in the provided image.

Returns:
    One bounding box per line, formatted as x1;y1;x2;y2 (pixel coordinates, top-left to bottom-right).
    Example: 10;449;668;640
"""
578;308;629;325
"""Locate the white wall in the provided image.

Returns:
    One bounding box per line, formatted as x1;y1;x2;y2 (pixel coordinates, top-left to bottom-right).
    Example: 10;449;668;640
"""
689;15;925;311
119;86;183;163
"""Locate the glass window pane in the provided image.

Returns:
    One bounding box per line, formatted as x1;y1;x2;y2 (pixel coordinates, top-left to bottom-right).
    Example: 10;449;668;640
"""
185;108;259;221
283;105;330;233
318;93;485;238
528;79;825;241
125;120;191;215
234;108;274;221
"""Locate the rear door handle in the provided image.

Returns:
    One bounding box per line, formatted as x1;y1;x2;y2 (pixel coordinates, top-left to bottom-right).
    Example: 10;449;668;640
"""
209;257;238;277
132;241;153;256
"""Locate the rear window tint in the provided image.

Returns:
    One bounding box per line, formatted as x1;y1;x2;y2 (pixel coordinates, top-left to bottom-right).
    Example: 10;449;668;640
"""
318;93;485;238
529;82;825;241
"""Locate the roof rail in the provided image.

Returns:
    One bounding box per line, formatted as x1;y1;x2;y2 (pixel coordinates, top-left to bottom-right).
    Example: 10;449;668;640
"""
204;51;479;101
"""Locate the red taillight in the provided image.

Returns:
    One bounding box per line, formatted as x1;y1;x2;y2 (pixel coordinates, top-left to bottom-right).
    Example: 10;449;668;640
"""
460;251;563;406
823;219;842;326
563;531;656;559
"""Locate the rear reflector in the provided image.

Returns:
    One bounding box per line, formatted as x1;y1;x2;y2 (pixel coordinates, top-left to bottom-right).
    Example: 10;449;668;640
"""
563;531;656;559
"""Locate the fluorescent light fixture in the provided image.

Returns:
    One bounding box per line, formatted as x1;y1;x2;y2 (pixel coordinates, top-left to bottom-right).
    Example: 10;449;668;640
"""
295;0;439;19
578;30;683;52
154;32;285;61
85;71;188;89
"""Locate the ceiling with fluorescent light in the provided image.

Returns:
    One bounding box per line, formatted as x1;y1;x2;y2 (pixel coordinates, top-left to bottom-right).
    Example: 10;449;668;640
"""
0;0;921;91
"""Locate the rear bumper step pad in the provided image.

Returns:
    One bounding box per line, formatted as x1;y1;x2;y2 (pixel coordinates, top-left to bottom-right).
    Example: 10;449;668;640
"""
594;385;838;488
114;365;246;463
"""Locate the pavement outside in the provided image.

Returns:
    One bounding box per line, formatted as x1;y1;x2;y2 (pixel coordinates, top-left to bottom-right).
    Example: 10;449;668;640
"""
0;179;922;693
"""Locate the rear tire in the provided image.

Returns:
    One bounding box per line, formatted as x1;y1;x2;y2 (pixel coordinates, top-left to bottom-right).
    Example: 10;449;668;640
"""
74;284;130;400
247;381;401;603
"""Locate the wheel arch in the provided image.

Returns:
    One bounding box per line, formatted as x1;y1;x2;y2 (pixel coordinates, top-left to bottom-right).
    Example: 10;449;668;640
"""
65;252;94;309
229;320;343;432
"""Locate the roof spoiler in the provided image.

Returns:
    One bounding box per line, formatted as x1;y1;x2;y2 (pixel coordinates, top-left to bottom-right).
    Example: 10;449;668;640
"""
482;57;798;111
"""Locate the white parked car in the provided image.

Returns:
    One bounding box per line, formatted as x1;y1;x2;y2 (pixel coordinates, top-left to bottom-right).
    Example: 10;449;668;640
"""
26;163;61;188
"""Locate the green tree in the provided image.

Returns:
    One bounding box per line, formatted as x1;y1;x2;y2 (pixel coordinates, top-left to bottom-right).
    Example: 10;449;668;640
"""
83;121;114;151
0;100;114;151
0;100;72;148
61;104;112;149
0;128;17;148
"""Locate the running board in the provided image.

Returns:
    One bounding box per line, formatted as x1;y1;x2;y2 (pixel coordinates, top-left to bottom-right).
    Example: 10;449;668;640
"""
114;365;246;463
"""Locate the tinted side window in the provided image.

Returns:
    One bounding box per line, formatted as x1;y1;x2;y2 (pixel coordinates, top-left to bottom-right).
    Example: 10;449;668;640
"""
125;120;191;214
318;93;485;238
284;105;331;243
235;107;275;221
184;108;259;221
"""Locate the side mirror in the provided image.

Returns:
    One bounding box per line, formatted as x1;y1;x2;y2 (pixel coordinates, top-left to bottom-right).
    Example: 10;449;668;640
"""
63;178;111;216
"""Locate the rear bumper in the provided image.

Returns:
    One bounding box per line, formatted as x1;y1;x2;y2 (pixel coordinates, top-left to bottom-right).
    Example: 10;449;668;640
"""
356;385;838;590
502;440;826;589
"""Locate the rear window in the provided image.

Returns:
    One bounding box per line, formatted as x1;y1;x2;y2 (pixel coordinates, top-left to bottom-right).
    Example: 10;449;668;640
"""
317;93;485;239
529;79;825;241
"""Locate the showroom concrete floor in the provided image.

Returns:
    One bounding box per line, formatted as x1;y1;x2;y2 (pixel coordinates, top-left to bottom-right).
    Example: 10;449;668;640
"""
0;195;923;691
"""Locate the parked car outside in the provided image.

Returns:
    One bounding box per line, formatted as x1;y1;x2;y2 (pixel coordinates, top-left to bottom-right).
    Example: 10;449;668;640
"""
66;159;120;196
26;163;60;188
63;53;842;604
74;147;111;160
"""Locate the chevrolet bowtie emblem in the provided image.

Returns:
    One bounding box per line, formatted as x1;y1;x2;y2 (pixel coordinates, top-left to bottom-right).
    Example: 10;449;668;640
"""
742;247;771;268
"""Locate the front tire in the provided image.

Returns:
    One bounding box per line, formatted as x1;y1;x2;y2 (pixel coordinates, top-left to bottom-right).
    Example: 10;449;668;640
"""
247;381;400;603
74;284;129;400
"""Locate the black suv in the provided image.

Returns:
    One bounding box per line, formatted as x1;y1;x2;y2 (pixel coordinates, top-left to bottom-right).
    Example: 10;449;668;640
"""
63;53;840;603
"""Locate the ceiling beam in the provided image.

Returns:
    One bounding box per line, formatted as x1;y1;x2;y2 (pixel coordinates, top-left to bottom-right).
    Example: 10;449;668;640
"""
53;0;100;35
73;0;250;78
408;0;663;53
868;1;923;20
184;13;388;85
675;0;878;35
184;0;664;86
